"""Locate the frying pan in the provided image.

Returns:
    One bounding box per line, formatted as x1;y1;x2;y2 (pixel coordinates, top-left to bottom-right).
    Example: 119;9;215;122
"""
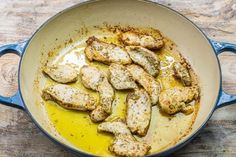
0;0;236;156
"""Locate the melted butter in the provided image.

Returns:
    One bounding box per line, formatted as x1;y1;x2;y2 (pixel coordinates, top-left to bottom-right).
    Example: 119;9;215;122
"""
44;33;199;156
46;102;113;156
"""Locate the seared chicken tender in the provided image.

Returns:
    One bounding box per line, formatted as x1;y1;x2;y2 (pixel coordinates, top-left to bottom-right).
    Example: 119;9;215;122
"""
173;62;192;86
120;31;164;49
80;65;103;90
159;86;199;115
126;89;151;136
98;121;131;136
109;63;137;90
127;64;161;105
43;65;77;83
98;121;151;157
97;77;115;114
110;134;151;157
80;65;114;122
84;36;132;65
90;106;109;122
42;84;96;111
126;46;160;77
80;65;114;113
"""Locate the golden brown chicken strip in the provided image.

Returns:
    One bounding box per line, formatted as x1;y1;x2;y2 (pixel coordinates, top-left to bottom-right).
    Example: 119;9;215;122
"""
80;65;104;90
126;46;160;77
97;78;115;114
43;64;77;83
42;84;96;111
159;86;200;115
109;63;137;90
98;121;131;136
126;89;151;136
98;121;151;157
173;62;192;86
120;31;164;50
127;64;161;105
90;106;109;122
84;36;132;65
80;65;114;122
110;134;151;157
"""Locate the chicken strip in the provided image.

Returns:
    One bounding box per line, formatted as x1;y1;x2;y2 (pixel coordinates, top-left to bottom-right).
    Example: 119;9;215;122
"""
159;86;200;115
126;89;151;136
84;36;132;65
80;65;103;90
110;134;151;157
98;121;131;136
98;121;151;157
173;62;192;86
97;77;115;114
80;65;114;122
90;106;109;122
80;65;114;113
127;64;161;105
126;46;160;77
109;63;137;90
120;31;164;50
43;64;77;83
42;84;96;111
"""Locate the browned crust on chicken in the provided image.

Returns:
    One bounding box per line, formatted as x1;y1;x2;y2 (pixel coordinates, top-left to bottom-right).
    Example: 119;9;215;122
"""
98;121;151;157
80;65;104;90
120;30;164;50
159;86;200;115
173;62;192;86
126;46;160;77
42;84;96;111
127;64;161;105
109;63;137;90
97;77;115;114
109;134;151;157
90;106;109;122
80;65;114;122
126;89;151;136
43;64;77;83
84;36;132;65
98;121;131;136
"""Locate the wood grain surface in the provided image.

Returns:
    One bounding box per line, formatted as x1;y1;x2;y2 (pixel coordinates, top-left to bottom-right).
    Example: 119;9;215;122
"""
0;0;236;157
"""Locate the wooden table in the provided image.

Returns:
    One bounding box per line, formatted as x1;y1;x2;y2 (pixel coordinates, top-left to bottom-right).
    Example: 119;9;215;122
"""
0;0;235;156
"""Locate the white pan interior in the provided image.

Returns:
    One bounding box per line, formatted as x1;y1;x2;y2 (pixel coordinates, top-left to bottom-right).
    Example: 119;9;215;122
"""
19;0;221;155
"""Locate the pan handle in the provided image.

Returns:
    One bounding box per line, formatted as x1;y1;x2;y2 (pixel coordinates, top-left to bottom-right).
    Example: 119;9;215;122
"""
210;39;236;108
0;41;28;110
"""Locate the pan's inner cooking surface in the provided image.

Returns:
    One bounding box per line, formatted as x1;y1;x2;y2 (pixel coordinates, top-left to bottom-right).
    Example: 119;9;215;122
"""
42;26;199;156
